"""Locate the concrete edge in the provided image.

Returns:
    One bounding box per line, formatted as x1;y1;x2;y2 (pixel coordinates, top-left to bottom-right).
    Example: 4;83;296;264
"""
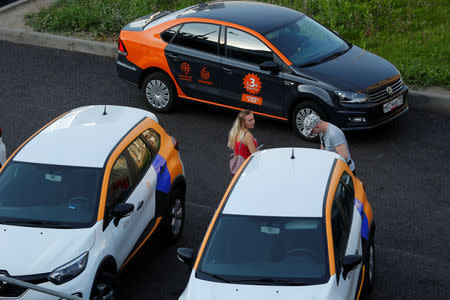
0;0;32;13
0;26;116;58
408;90;450;112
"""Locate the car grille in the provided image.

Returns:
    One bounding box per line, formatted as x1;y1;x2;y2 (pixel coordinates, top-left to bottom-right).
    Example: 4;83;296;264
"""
0;284;28;298
367;77;404;102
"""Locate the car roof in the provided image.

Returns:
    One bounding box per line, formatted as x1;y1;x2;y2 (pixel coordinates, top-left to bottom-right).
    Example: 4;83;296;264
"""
14;106;157;168
222;148;341;218
178;1;303;35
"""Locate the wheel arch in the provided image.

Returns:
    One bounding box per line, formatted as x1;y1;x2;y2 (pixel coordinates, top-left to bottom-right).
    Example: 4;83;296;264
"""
139;67;173;89
287;92;331;124
169;174;186;199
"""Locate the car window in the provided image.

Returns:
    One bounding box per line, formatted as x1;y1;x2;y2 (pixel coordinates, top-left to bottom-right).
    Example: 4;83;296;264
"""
141;129;161;153
106;155;133;210
0;161;102;228
226;27;273;65
331;172;355;275
197;215;329;284
265;15;349;66
160;24;181;43
126;137;153;180
173;22;220;55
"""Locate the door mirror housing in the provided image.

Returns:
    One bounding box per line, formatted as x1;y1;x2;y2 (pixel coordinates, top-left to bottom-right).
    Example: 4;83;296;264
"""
342;254;362;280
177;248;194;268
113;203;134;226
259;61;280;73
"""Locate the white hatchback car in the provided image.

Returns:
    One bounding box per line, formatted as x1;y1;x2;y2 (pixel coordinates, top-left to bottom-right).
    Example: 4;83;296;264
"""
0;106;186;299
177;148;375;300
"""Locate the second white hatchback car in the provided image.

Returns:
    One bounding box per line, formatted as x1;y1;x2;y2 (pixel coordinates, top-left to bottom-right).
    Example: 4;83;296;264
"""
177;148;375;300
0;106;186;299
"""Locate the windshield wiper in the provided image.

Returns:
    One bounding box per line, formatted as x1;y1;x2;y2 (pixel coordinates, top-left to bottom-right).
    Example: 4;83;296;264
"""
298;48;349;68
0;219;74;228
198;270;231;283
229;278;311;286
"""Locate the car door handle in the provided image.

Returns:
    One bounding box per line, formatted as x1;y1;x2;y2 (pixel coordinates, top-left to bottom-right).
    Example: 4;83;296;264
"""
283;80;295;86
137;200;144;211
222;67;233;74
167;53;179;60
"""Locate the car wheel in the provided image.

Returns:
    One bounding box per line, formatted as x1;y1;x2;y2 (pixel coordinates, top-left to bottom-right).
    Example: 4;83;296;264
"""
363;235;375;293
292;101;326;142
142;72;176;112
90;272;120;300
161;188;185;243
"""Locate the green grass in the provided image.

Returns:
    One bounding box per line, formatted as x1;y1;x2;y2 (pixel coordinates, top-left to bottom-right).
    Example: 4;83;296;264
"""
25;0;449;88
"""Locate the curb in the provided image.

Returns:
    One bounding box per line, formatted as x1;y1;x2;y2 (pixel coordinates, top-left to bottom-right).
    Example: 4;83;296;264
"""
408;90;450;112
0;26;116;57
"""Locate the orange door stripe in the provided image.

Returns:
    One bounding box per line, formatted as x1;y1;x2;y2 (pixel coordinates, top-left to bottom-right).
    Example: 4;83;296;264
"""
324;160;347;276
193;157;252;270
0;112;69;173
180;95;288;121
356;265;365;300
120;216;162;271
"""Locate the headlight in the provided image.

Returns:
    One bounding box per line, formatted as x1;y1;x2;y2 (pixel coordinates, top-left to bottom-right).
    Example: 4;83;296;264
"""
48;252;88;285
334;91;368;103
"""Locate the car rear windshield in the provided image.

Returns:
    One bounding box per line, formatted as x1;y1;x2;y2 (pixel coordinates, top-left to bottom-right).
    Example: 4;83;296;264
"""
265;15;349;67
0;161;102;228
197;214;329;285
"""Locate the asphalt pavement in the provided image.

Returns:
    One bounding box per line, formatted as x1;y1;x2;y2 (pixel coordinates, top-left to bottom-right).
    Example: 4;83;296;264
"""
0;41;449;299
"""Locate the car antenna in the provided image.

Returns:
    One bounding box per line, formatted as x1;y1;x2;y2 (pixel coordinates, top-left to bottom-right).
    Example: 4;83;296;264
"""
103;105;107;115
291;148;295;159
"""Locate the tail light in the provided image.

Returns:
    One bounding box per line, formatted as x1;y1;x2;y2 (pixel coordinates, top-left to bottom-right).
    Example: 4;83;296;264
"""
118;38;127;56
171;136;179;150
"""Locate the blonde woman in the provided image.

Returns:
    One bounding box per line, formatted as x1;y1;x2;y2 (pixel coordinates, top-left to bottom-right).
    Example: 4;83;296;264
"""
228;110;259;160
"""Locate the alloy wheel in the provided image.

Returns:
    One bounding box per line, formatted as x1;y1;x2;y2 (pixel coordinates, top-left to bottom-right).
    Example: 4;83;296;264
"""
171;198;183;237
145;79;170;109
295;108;319;138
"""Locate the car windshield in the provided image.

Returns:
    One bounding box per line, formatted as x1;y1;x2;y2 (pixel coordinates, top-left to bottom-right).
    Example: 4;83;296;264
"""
0;161;102;228
265;15;350;67
197;214;329;285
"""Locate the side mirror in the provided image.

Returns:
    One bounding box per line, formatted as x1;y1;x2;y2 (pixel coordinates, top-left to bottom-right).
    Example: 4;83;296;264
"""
342;255;362;280
113;203;134;226
259;61;280;73
177;248;194;268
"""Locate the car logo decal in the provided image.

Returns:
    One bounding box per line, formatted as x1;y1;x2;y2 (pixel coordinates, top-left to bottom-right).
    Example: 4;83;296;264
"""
243;73;262;95
181;62;190;76
386;86;393;96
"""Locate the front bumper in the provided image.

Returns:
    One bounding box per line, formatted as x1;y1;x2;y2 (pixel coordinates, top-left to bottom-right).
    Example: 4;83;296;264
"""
332;87;409;131
116;54;143;88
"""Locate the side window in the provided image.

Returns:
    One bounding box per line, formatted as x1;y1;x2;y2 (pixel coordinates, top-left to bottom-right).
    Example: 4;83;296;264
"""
160;24;181;43
106;155;133;210
126;137;153;179
226;27;273;65
331;200;346;275
141;129;161;153
173;23;220;55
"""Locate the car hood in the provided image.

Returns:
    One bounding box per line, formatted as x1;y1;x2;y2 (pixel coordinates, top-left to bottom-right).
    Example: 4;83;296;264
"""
0;224;95;275
180;273;335;300
291;45;399;91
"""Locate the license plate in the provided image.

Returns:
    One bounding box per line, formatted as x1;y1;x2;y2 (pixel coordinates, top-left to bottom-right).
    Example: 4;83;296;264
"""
383;95;403;113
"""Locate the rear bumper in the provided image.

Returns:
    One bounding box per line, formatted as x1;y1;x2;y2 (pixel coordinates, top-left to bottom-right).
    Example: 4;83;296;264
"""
116;55;143;87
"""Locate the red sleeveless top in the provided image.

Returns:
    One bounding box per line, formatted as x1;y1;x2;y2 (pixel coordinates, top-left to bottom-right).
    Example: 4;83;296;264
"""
234;135;257;159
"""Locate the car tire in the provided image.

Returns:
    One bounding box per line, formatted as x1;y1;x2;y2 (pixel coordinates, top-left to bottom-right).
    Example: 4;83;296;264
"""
292;101;326;142
161;188;185;243
142;72;176;112
90;272;120;300
363;234;375;293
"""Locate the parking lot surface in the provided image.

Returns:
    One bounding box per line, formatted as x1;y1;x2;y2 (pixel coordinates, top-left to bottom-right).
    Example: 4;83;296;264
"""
0;41;449;299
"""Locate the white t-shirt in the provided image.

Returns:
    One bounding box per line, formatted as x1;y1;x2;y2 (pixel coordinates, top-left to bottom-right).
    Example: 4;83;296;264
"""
319;124;355;171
